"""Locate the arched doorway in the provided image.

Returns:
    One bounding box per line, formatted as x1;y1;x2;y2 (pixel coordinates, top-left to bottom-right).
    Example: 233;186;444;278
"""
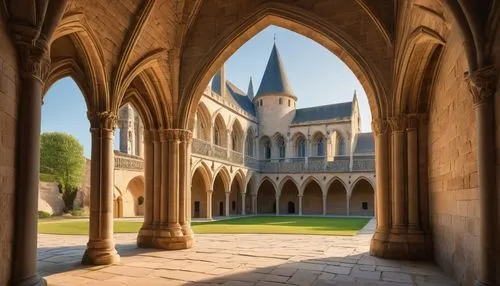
302;178;323;215
279;179;299;214
125;176;145;217
257;178;276;214
191;166;210;218
212;168;230;217
350;178;374;216
326;179;347;215
229;178;241;215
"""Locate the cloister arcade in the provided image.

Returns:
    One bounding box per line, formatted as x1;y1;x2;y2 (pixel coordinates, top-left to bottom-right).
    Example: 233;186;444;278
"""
1;1;499;286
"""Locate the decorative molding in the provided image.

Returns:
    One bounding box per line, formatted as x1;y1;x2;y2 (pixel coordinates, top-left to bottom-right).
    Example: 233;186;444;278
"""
465;66;497;106
389;116;407;132
87;111;118;130
18;43;51;83
371;118;388;135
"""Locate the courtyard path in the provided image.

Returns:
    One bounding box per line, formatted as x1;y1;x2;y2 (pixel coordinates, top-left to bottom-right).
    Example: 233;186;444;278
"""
38;220;457;286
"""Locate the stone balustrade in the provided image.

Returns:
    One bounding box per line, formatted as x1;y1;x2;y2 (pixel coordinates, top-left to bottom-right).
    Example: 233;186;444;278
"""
114;151;144;171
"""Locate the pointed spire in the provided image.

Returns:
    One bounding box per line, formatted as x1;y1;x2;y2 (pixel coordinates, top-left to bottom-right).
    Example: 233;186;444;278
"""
247;76;254;99
255;43;295;99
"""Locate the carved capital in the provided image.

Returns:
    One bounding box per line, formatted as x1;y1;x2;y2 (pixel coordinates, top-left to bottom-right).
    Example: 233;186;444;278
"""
406;113;427;129
371;118;388;136
389;116;407;132
466;66;497;106
17;43;51;83
87;111;118;130
158;129;193;143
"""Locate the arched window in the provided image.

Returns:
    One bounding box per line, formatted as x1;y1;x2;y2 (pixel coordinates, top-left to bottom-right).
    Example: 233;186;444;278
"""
338;137;345;155
317;138;324;156
260;99;263;106
277;137;286;159
297;138;306;157
246;131;254;157
232;133;237;151
265;142;271;159
196;111;205;139
214;126;220;146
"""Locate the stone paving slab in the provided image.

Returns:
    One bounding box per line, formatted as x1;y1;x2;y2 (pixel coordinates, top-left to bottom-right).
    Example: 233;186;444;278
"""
38;223;458;285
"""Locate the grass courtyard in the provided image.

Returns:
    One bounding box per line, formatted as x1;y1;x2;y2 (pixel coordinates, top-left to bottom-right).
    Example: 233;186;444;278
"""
38;216;370;236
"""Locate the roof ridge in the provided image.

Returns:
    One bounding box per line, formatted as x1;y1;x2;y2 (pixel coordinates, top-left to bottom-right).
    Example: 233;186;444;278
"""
296;101;352;111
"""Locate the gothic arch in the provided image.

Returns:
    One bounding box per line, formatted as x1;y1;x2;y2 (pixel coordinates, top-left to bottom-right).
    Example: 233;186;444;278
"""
325;176;349;194
277;176;300;196
212;165;231;191
232;169;246;194
256;176;278;194
212;113;227;147
180;2;390;130
191;161;213;191
195;101;211;141
350;176;375;193
230;118;244;152
299;176;324;196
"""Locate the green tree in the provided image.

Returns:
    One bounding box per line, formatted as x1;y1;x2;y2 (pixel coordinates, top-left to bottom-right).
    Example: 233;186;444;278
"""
40;132;86;211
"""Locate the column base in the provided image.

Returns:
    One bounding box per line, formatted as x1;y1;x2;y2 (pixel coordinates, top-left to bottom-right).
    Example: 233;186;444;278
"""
81;239;120;265
137;225;194;250
12;274;47;286
370;229;431;260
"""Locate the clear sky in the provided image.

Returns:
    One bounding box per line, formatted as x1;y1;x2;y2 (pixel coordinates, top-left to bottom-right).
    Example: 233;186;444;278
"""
42;25;372;158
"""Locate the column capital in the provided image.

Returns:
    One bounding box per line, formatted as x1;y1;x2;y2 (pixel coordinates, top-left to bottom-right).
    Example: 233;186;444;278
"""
389;116;407;132
158;129;193;143
465;66;497;106
17;42;51;83
87;111;118;130
371;118;388;136
207;189;213;194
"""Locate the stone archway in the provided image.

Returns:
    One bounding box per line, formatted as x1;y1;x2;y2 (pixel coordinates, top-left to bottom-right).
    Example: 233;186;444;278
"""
125;176;145;217
279;180;299;215
350;178;374;216
257;178;276;214
191;168;208;219
302;179;323;215
326;179;347;215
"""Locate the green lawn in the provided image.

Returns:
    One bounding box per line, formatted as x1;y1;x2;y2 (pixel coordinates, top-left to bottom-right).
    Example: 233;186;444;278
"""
38;216;370;236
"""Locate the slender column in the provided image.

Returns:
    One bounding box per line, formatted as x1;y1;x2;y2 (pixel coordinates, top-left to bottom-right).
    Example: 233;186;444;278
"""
225;192;230;216
241;193;246;215
167;130;181;230
346;195;350;216
322;195;327;216
252;194;257;214
206;190;213;219
138;130;154;246
152;131;161;225
159;130;169;224
179;130;193;236
406;115;420;231
467;67;497;286
298;195;303;215
82;112;120;265
275;195;280;215
389;116;406;230
371;119;390;231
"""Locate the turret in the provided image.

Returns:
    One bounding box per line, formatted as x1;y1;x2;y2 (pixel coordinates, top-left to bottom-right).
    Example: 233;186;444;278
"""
253;42;296;136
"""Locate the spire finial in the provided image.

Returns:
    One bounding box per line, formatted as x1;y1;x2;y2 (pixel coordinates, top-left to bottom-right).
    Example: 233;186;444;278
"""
273;33;276;43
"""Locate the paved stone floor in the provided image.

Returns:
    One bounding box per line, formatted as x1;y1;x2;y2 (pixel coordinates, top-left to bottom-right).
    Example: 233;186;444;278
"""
38;221;457;285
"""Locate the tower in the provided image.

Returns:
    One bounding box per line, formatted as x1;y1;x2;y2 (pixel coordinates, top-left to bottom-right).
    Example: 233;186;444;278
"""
118;103;136;155
253;42;296;136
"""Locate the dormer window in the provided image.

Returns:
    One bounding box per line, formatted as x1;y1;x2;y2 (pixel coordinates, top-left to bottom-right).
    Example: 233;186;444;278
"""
260;99;263;106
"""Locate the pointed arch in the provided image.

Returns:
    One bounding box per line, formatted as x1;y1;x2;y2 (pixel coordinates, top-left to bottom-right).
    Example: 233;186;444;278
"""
195;101;211;141
325;176;348;215
230;118;244;152
291;132;307;158
277;175;300;195
350;176;375;216
325;176;349;193
245;127;256;157
232;169;246;194
191;160;213;191
299;176;323;196
257;176;278;193
351;176;375;192
259;135;272;160
213;113;227;147
180;2;389;130
312;131;326;157
213;165;231;191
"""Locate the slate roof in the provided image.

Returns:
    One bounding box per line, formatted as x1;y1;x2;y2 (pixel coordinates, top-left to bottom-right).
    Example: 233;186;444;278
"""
255;43;295;98
292;102;352;123
211;70;222;95
226;81;256;116
354;132;375;154
247;77;254;100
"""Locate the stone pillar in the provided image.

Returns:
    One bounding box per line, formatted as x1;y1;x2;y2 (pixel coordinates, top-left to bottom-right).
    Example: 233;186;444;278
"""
322;195;327;216
275;195;280;215
406;115;420;231
206;190;213;219
389;116;406;231
252;194;257;214
138;130;155;246
10;3;68;284
241;193;246;215
370;118;391;256
152;131;161;225
467;67;497;286
346;194;350;216
225;192;230;216
82;112;120;265
137;122;144;158
179;131;193;236
298;195;303;215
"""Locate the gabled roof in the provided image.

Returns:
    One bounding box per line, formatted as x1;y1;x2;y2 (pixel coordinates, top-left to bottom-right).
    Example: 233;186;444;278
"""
292;101;352;124
255;43;294;99
226;81;256;116
354;132;375;154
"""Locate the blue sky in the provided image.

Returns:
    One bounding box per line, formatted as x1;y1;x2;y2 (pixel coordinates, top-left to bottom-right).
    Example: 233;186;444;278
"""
42;25;371;158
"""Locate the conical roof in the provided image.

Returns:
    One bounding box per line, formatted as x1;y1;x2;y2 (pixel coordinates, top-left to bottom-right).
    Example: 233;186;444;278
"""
255;43;295;99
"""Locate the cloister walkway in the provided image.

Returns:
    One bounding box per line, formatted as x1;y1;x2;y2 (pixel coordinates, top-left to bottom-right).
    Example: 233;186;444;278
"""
37;219;457;285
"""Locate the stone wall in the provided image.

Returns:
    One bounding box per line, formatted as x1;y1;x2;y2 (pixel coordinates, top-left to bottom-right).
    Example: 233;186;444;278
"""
302;183;323;215
349;180;374;216
73;159;91;210
428;26;479;285
38;182;65;215
326;181;347;215
0;11;17;285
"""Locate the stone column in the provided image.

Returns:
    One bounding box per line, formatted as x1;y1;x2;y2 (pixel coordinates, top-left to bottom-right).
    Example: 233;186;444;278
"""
346;194;350;216
82;112;120;265
252;194;257;214
241;193;246;215
138;130;155;246
467;67;497;286
406;115;420;231
370;118;391;257
298;195;303;215
275;195;280;215
178;131;193;237
225;192;230;216
207;190;213;219
389;116;406;231
152;131;161;225
322;195;327;216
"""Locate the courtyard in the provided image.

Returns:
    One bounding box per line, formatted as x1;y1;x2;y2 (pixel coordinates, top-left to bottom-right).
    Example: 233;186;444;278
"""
37;219;458;285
